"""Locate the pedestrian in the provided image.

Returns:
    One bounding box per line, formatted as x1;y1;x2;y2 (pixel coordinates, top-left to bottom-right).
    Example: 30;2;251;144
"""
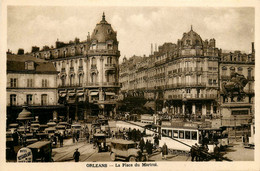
76;130;80;142
190;145;196;161
60;134;64;147
214;144;221;161
162;143;168;160
194;143;200;161
139;138;145;152
73;148;80;162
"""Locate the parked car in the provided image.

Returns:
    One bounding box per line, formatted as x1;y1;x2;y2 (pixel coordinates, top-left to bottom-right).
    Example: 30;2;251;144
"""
109;139;148;162
26;141;53;162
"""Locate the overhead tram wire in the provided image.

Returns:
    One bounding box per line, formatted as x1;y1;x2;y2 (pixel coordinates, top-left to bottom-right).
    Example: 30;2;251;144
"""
119;119;232;161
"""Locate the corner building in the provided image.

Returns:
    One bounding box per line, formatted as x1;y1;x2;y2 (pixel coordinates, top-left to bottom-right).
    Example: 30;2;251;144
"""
31;13;120;120
120;27;254;123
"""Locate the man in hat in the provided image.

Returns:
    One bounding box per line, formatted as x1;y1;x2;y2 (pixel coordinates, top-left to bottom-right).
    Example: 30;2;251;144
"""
73;148;80;162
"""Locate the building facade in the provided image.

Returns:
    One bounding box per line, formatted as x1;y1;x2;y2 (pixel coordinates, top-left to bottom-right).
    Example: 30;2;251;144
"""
31;13;120;120
7;54;60;123
120;27;255;124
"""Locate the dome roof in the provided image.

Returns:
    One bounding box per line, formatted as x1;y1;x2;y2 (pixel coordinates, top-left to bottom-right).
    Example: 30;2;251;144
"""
181;26;203;47
91;12;117;43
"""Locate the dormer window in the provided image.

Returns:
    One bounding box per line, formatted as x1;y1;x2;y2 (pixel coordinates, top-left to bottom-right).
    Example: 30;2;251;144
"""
25;61;35;70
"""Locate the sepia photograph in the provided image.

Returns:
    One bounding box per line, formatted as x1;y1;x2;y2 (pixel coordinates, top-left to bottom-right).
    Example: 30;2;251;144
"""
1;1;259;170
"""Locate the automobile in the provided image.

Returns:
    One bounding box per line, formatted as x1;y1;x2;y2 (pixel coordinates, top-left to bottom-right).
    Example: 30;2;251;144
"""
8;123;19;133
26;141;53;162
55;125;67;137
109;139;148;162
6;131;15;159
47;121;57;128
39;124;48;133
93;133;108;152
30;123;40;132
44;127;56;139
17;125;30;133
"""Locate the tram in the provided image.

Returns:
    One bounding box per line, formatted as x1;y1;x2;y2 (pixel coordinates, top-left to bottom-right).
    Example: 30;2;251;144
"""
159;121;223;153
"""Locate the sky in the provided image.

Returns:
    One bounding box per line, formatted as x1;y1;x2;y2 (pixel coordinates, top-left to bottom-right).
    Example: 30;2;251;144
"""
7;6;255;62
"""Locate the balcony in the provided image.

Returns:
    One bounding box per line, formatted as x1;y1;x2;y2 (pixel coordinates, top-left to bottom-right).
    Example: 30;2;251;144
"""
105;63;116;70
61;68;66;73
70;67;74;72
78;66;83;71
91;65;97;69
88;49;120;56
221;75;230;80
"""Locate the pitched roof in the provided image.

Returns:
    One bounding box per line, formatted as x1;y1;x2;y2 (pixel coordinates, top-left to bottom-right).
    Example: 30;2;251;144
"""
7;54;57;74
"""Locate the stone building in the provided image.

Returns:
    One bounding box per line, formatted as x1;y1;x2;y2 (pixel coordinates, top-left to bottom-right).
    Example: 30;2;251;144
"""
219;43;255;126
120;27;254;124
31;13;120;120
6;54;60;123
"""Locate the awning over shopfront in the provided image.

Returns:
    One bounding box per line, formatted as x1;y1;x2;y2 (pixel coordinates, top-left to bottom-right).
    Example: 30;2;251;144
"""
68;91;76;96
144;101;156;110
105;92;115;96
90;92;99;96
77;91;84;96
59;91;67;97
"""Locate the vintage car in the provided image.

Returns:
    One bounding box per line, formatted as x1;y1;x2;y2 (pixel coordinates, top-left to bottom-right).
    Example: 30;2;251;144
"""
26;141;53;162
30;123;40;132
55;125;67;137
109;139;148;162
8;123;19;133
93;133;108;152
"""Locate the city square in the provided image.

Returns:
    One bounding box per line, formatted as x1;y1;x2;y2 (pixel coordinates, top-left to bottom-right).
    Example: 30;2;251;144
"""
5;6;255;164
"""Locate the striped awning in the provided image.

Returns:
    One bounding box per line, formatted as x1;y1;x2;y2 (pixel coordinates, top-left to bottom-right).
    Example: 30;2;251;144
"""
90;92;99;96
105;92;115;96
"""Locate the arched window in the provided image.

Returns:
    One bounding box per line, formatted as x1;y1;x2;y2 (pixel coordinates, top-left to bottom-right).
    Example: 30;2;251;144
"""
92;57;97;65
230;67;235;75
69;75;74;86
222;66;227;76
91;73;96;83
61;76;66;86
79;74;83;86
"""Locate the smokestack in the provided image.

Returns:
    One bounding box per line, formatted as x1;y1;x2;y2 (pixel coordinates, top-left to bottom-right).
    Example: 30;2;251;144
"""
155;43;157;52
151;43;153;55
252;42;255;53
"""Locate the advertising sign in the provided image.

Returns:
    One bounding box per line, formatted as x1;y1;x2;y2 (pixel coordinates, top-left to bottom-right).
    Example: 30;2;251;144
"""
17;147;33;162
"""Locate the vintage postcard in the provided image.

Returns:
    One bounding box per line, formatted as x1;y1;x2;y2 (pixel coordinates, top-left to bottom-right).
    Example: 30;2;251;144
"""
1;0;259;170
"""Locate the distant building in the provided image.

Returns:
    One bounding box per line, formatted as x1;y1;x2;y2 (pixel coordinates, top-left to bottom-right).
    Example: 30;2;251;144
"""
30;13;120;120
6;54;60;123
119;26;254;125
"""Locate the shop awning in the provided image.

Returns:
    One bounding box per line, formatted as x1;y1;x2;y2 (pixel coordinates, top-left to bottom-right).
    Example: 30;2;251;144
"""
77;91;84;96
144;101;155;110
59;92;67;97
68;91;76;96
105;92;115;96
90;92;99;96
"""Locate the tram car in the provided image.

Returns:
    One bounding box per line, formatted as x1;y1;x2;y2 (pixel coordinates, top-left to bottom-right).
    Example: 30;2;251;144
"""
159;121;217;153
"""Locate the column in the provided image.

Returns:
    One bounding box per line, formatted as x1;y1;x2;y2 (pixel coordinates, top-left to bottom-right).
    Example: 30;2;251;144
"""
202;104;206;115
210;102;214;114
182;103;185;115
192;103;196;114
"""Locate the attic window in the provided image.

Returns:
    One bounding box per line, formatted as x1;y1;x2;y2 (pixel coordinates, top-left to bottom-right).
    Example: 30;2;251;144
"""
186;40;191;45
95;29;98;35
107;29;111;34
25;61;35;70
